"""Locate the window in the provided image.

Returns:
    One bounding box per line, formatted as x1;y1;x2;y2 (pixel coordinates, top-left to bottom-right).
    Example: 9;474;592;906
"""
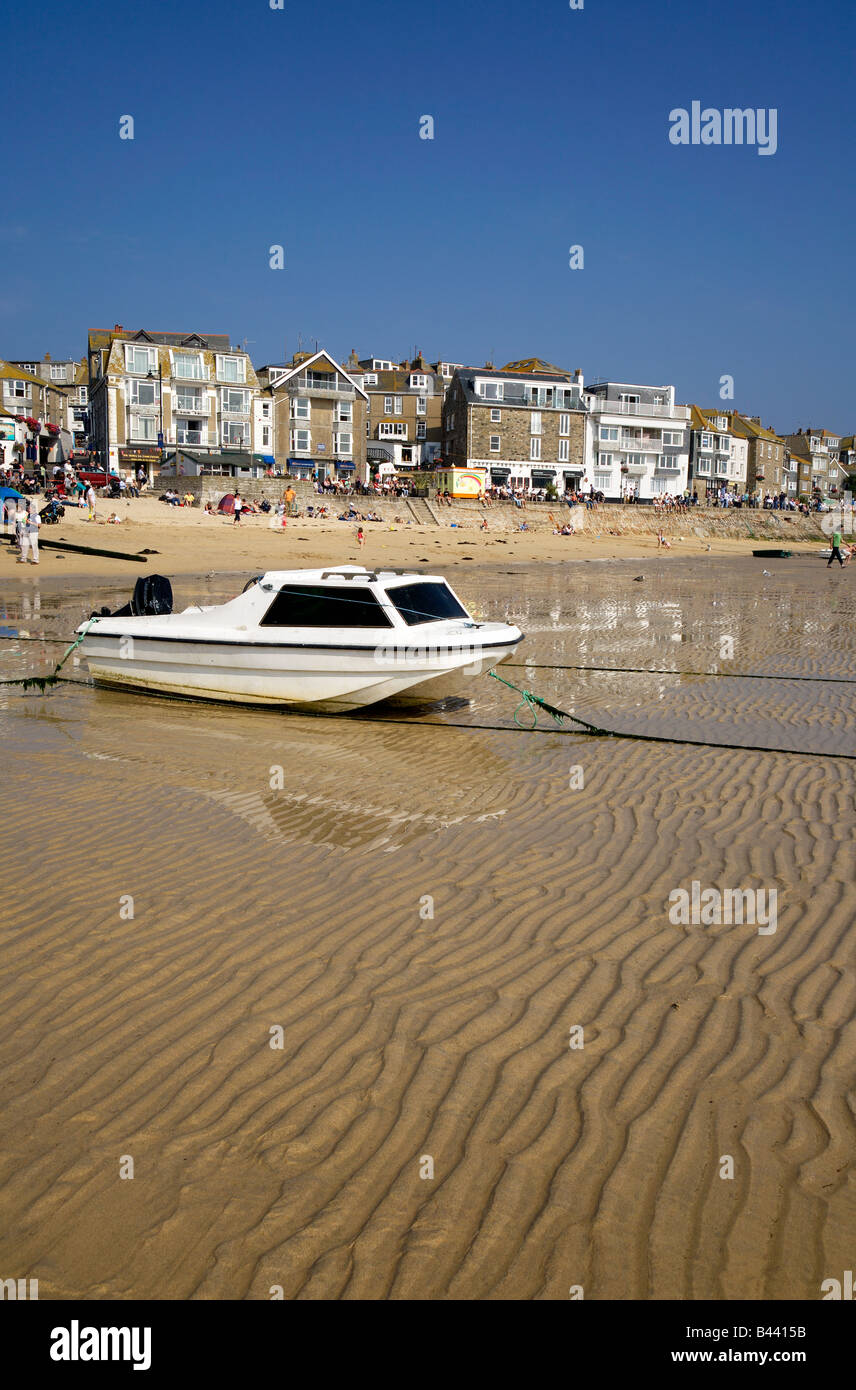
394;396;402;415
174;352;205;379
701;433;712;449
335;433;353;456
217;355;246;382
221;388;249;413
379;422;406;438
530;437;541;461
717;417;728;430
262;426;271;448
416;422;426;440
125;345;156;374
600;426;619;442
5;379;29;399
663;430;682;445
291;429;311;452
559;413;570;436
490;408;501;423
594;472;611;490
130;414;157;440
261;585;393;629
389;582;468;626
530;411;542;435
129;378;159;406
261;402;271;419
446;412;455;430
490;435;501;452
650;476;667;493
410;374;427;389
653;394;665;406
223;420;249;446
292;397;310;419
78;386;88;403
417;396;427;416
619;393;640;405
174;389;202;413
480;382;503;400
384;395;393;414
558;439;569;462
50;363;66;380
363;373;377;385
597;453;613;467
337;401;353;423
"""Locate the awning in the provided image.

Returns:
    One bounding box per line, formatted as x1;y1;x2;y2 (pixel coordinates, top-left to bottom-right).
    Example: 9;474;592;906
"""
490;467;511;478
336;461;355;470
531;471;557;483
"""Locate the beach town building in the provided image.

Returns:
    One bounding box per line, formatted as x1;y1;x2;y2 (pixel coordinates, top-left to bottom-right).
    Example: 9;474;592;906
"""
0;360;72;467
687;407;748;497
839;435;855;490
781;427;844;497
87;326;262;479
263;349;368;483
442;359;587;493
583;381;690;500
727;414;787;496
349;352;444;476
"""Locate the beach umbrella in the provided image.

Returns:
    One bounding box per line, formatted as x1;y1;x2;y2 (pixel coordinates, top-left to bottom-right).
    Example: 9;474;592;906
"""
0;486;26;501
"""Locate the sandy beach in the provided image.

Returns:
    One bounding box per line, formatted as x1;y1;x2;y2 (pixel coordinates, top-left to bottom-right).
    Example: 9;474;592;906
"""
0;542;854;1300
0;493;830;587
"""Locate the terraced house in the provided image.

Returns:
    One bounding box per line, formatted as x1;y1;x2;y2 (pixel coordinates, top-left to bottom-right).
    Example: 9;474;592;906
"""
350;352;444;476
88;326;262;477
442;359;587;493
265;349;367;483
782;427;843;497
726;414;787;495
0;359;71;466
584;381;690;500
687;407;748;497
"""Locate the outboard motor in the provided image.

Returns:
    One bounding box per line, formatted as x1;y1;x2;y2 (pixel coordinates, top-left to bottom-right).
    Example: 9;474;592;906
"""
104;574;174;619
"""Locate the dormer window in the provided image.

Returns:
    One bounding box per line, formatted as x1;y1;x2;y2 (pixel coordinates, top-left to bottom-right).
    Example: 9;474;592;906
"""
717;417;728;430
216;354;246;383
410;373;427;389
364;373;377;385
125;345;157;374
480;381;503;401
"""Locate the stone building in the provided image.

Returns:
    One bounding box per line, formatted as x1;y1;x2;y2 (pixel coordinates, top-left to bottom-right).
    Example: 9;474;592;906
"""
781;427;844;497
348;351;444;477
730;415;788;495
687;407;748;497
442;359;587;493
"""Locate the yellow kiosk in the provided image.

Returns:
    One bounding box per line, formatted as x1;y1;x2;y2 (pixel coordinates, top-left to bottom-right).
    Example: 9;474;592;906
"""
433;466;488;499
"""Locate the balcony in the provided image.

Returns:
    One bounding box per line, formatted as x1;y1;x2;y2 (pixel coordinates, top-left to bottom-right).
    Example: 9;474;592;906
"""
174;397;206;415
173;365;210;382
176;429;207;446
589;399;690;420
289;374;355;396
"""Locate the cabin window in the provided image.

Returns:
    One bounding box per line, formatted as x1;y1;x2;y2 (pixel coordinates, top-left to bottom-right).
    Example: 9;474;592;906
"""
388;582;468;626
260;585;393;628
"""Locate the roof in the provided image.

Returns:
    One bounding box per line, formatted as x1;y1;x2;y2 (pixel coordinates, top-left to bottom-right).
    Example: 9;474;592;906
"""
268;349;368;401
0;359;46;386
731;413;783;444
468;364;573;384
88;327;232;352
500;358;571;378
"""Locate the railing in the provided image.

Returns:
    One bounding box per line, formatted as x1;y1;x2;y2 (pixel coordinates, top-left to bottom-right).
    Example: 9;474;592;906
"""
589;400;689;420
221;407;251;418
172;366;210;381
290;375;355;393
176;430;206;445
174;398;206;414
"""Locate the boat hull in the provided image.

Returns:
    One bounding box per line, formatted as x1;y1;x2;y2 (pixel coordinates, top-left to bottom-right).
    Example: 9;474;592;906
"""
81;633;521;712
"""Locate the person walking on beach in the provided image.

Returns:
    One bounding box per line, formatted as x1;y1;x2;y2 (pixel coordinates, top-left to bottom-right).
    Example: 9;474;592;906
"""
14;501;28;560
233;492;243;525
356;526;365;548
85;483;96;521
827;528;845;567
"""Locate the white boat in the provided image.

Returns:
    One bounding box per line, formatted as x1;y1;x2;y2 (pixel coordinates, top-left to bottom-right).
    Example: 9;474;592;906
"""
77;566;524;712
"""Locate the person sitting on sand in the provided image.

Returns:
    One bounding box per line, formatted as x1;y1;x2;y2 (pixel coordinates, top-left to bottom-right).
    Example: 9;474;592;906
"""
657;531;671;549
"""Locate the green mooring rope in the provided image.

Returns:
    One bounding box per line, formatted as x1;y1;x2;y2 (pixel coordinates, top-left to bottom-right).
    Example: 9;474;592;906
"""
0;618;98;691
487;669;610;735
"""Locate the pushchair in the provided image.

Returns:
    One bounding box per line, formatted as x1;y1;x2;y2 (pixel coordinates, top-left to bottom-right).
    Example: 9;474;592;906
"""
40;498;65;524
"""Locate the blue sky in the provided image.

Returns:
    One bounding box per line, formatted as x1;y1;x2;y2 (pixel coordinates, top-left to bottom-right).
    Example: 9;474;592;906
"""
3;0;853;431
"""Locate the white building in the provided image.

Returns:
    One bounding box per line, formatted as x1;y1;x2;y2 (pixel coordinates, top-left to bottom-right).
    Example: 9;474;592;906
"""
584;382;691;499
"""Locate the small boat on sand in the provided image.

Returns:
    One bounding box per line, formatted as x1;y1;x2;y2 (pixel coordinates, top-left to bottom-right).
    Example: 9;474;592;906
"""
77;566;523;712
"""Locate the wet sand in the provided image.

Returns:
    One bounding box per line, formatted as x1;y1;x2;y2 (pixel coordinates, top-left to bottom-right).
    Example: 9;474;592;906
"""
0;555;854;1299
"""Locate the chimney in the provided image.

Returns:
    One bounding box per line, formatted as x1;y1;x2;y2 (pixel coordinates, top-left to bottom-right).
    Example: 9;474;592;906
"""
114;324;124;331
44;352;51;361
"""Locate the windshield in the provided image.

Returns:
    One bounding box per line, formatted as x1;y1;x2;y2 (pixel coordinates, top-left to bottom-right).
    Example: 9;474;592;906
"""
388;581;469;626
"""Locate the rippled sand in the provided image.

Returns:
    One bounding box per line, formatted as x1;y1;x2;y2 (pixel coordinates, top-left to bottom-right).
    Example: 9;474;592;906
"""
0;555;854;1299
